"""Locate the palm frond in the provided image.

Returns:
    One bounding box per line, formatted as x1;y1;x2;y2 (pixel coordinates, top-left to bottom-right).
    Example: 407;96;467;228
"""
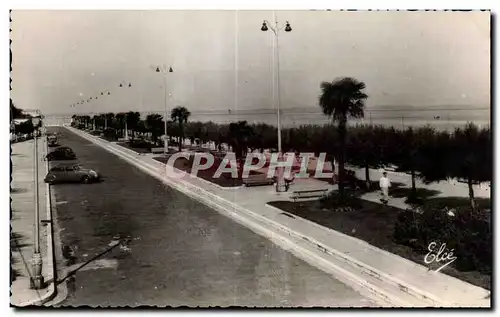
318;77;368;121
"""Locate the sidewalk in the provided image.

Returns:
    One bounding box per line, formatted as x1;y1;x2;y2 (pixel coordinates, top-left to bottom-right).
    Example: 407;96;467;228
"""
69;127;490;307
10;137;56;306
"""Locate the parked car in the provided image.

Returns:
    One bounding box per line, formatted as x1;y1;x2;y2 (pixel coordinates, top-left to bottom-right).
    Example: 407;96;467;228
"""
383;164;398;172
44;163;100;184
46;146;76;161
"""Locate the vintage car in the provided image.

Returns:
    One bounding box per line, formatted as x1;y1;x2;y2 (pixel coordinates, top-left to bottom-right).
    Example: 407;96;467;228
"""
46;146;76;161
44;163;100;184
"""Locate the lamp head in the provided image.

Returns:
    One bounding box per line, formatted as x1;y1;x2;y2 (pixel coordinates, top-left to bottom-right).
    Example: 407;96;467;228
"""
129;83;132;87
156;66;161;72
169;67;173;73
119;83;123;87
261;21;268;31
108;92;111;95
285;21;292;32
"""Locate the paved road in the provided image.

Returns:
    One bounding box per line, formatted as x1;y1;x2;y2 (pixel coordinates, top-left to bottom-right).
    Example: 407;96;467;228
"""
47;127;376;307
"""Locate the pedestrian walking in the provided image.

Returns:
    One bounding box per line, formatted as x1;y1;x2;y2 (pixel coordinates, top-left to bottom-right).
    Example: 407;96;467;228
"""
379;171;391;204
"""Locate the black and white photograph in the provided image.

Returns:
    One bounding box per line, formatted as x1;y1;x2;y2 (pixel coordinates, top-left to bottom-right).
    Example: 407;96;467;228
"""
8;8;492;308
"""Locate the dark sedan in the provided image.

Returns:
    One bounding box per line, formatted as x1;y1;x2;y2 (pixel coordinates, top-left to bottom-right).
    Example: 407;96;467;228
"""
46;146;77;161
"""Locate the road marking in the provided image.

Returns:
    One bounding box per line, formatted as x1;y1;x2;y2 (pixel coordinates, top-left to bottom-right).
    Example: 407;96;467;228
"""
55;201;68;205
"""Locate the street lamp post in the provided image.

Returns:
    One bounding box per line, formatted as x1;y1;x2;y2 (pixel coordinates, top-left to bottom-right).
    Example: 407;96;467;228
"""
118;83;132;140
155;66;174;155
97;91;112;131
30;115;44;290
261;12;292;192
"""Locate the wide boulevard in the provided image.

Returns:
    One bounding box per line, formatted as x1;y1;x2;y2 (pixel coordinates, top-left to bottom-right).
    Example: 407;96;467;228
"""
48;127;376;307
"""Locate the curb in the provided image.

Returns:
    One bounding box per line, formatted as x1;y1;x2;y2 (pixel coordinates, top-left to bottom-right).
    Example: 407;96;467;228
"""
263;204;447;306
67;127;410;306
15;136;57;307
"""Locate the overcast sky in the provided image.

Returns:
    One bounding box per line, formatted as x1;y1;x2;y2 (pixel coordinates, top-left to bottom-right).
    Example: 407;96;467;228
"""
10;10;490;115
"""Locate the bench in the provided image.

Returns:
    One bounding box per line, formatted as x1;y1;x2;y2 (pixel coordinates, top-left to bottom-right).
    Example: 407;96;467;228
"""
291;189;329;202
243;176;276;187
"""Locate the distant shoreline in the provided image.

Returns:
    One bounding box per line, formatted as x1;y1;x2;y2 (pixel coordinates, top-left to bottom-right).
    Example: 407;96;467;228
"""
42;112;490;131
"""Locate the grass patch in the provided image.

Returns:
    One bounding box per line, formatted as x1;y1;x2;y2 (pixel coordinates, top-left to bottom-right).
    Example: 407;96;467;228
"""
99;136;118;142
391;187;441;200
268;193;491;290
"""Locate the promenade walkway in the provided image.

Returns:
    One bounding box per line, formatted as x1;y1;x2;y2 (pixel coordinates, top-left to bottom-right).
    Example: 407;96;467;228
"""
68;127;491;308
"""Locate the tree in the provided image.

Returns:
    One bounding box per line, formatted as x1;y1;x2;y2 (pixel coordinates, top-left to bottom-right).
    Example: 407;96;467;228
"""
126;111;141;139
394;126;436;201
81;115;91;129
145;114;164;146
92;115;104;130
377;126;400;166
418;129;452;185
185;121;204;146
135;120;148;137
319;77;367;201
215;123;229;151
15;119;34;136
249;123;276;153
115;113;126;137
104;112;115;129
171;106;191;152
10;101;24;121
228;121;254;160
346;125;384;189
448;123;491;211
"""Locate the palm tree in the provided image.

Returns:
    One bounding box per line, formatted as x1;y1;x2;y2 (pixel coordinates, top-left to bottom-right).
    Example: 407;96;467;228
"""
171;106;191;152
319;77;367;201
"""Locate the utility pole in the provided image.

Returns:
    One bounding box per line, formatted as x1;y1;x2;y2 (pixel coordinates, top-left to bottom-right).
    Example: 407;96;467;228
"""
30;114;44;289
155;66;174;155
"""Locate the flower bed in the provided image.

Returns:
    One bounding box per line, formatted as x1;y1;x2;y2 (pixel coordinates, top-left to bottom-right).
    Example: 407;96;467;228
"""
153;154;267;188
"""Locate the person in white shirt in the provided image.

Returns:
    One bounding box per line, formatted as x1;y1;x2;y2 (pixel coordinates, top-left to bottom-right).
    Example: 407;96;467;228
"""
379;171;391;204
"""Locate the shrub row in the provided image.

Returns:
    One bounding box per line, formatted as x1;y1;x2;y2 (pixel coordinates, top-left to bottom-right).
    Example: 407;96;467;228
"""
393;207;491;273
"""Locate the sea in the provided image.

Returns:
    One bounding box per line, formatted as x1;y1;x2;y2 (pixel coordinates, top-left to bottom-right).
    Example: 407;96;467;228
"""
45;107;490;131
